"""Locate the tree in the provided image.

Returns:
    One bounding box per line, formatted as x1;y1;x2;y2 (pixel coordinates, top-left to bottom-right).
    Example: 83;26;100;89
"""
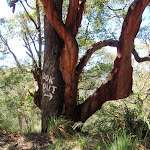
5;0;150;132
2;0;44;109
40;0;150;128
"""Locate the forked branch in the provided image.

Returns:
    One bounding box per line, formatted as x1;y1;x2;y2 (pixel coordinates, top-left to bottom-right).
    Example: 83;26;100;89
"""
78;0;150;122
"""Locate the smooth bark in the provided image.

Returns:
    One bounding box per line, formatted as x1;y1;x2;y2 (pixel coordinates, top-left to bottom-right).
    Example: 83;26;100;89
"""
78;0;150;122
39;0;150;124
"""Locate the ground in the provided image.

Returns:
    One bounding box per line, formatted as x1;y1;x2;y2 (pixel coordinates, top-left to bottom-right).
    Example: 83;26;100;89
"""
0;130;51;149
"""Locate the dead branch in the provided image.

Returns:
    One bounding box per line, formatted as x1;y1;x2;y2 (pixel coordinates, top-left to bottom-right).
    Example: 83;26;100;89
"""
19;0;38;29
132;48;150;62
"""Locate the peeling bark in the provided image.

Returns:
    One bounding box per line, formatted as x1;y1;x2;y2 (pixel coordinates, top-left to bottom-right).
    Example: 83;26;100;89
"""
39;0;150;124
77;0;150;122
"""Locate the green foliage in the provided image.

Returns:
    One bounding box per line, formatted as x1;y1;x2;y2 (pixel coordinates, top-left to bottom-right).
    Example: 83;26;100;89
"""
78;58;114;103
110;129;135;150
46;98;149;149
48;115;74;140
0;67;41;132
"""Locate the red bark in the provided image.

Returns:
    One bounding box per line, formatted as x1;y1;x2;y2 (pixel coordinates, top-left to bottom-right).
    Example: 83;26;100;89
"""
77;0;150;122
39;0;150;122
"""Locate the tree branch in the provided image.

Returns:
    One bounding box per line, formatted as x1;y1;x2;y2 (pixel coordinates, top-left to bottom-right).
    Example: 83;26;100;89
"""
21;15;39;55
76;39;118;78
65;0;79;35
0;33;30;72
19;0;39;29
24;0;36;10
40;0;78;80
132;48;150;62
143;88;150;101
65;0;86;37
36;0;42;69
23;32;37;67
78;0;150;122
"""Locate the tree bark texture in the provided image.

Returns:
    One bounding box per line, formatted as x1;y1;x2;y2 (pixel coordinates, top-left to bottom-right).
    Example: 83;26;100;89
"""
41;0;65;132
78;0;150;122
39;0;150;124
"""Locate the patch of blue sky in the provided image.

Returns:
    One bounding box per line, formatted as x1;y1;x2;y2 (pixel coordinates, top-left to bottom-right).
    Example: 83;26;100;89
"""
0;1;34;67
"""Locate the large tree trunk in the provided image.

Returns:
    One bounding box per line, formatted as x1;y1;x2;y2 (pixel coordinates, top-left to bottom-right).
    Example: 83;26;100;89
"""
39;0;150;127
41;0;65;132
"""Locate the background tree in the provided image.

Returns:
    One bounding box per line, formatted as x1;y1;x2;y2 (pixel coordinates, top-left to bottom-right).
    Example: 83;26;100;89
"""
1;0;44;109
0;67;41;132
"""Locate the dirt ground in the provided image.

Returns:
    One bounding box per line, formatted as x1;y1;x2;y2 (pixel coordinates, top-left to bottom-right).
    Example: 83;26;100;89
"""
0;130;51;150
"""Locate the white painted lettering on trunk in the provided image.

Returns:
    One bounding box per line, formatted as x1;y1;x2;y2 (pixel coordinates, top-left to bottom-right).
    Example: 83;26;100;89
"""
42;73;57;101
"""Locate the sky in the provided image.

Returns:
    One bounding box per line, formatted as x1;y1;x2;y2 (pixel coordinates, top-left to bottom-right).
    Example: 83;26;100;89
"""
0;0;28;67
0;1;12;18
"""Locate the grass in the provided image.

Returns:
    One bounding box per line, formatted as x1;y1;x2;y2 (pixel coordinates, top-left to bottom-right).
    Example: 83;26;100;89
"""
0;99;150;150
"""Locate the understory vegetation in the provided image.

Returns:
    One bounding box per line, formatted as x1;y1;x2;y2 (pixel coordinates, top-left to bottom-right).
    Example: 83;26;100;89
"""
0;62;149;149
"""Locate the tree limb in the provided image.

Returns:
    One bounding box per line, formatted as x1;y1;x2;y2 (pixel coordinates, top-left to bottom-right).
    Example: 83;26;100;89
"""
76;39;118;78
19;0;38;29
0;33;31;72
132;48;150;62
21;15;39;55
65;0;86;37
36;0;42;69
65;0;79;35
24;0;36;10
24;32;37;67
40;0;78;81
78;0;150;122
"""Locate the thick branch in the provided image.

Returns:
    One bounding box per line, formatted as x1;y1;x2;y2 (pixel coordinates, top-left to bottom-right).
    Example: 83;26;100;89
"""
132;48;150;62
65;0;79;35
78;0;150;122
66;0;86;37
40;0;78;80
76;39;118;78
